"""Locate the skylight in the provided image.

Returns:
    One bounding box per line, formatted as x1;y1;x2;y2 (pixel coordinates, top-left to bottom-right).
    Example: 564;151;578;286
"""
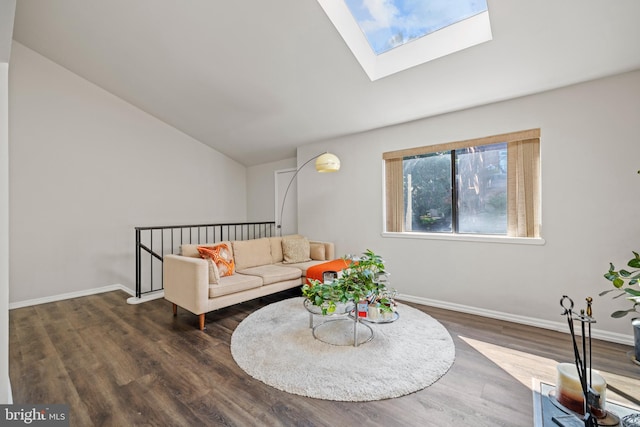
343;0;488;55
317;0;492;80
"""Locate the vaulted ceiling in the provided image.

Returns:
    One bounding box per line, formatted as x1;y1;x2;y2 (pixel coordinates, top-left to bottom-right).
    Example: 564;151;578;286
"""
11;0;640;166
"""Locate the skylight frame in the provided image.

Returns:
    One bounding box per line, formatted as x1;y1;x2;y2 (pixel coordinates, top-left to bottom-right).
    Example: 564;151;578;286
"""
317;0;493;81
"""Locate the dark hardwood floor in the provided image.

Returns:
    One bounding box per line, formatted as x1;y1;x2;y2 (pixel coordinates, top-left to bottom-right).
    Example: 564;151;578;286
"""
9;289;640;426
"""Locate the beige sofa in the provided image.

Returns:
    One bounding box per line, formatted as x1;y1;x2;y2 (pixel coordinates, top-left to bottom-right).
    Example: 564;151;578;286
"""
163;235;334;330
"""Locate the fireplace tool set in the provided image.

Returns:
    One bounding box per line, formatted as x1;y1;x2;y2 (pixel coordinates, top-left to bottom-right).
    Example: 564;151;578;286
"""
554;295;604;427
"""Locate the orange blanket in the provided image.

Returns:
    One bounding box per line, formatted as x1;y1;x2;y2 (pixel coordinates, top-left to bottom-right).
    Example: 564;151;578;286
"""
305;259;351;285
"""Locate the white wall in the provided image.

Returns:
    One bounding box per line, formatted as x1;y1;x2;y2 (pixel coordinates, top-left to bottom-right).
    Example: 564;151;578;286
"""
298;70;640;343
246;157;295;222
0;0;15;405
9;42;248;304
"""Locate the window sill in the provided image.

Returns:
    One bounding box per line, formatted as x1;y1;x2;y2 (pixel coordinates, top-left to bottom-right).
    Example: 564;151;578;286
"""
381;231;545;245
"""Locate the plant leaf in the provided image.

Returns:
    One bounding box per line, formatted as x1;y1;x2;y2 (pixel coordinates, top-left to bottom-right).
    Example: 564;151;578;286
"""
611;310;631;318
624;288;640;297
620;269;632;277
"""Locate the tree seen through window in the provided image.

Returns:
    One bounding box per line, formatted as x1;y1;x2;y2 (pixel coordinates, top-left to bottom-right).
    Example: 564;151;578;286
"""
403;142;507;234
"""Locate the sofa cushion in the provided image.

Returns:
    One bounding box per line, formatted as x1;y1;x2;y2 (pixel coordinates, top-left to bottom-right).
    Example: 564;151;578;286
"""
209;273;262;298
203;258;221;284
237;264;301;285
198;244;235;277
277;259;327;276
310;242;326;261
232;238;272;271
282;236;311;264
269;237;284;263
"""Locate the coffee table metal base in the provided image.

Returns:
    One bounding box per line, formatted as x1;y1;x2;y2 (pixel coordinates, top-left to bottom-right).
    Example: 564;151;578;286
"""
311;317;373;347
303;299;373;347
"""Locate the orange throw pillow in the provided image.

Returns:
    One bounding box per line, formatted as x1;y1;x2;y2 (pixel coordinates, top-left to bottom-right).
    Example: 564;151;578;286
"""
198;244;235;277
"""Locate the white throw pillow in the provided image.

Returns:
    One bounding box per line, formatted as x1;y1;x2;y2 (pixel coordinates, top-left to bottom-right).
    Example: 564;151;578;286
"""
282;236;311;264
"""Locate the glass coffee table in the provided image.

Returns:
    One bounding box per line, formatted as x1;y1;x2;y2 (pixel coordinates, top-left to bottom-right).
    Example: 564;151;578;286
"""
303;299;374;347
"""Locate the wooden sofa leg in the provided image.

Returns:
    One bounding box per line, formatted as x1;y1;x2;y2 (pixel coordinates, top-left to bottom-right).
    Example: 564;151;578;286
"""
172;303;177;316
198;313;206;331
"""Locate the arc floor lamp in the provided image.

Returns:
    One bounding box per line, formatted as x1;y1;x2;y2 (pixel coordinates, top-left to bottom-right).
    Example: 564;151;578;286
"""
277;152;340;236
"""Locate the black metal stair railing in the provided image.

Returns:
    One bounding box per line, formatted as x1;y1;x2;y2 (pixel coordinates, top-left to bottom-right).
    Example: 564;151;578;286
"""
134;221;276;299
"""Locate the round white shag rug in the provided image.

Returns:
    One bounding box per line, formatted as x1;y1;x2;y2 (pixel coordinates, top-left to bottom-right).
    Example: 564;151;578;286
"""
230;297;455;401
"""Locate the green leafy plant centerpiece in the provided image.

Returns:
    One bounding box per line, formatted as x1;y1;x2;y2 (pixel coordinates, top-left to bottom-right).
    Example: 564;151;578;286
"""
601;251;640;318
301;249;393;315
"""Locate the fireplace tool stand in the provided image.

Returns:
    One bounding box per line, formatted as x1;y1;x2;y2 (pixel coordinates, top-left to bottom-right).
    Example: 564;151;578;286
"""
556;295;600;427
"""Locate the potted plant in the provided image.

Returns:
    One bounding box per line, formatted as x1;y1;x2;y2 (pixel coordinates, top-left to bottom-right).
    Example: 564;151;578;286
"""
367;287;398;320
601;251;640;318
601;250;640;362
301;249;390;315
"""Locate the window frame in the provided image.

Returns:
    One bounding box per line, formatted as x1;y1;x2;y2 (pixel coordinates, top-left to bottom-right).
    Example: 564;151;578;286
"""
383;129;542;241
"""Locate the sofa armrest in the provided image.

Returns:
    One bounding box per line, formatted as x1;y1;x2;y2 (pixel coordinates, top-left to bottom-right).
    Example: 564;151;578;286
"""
309;241;335;261
163;254;210;315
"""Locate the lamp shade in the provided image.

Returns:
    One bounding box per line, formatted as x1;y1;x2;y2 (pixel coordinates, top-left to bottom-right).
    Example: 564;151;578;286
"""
315;152;340;173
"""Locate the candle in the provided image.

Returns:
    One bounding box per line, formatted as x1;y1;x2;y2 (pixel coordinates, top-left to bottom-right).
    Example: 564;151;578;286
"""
556;362;607;418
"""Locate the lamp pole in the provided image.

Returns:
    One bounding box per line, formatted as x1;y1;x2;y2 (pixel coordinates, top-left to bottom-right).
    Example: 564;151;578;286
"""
277;153;324;236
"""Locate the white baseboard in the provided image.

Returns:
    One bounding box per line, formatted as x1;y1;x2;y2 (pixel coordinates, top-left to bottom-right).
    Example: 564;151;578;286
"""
397;294;634;346
6;377;11;404
8;284;135;310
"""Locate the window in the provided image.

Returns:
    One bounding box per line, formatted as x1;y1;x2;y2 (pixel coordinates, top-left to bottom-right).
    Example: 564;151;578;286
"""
384;129;540;238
